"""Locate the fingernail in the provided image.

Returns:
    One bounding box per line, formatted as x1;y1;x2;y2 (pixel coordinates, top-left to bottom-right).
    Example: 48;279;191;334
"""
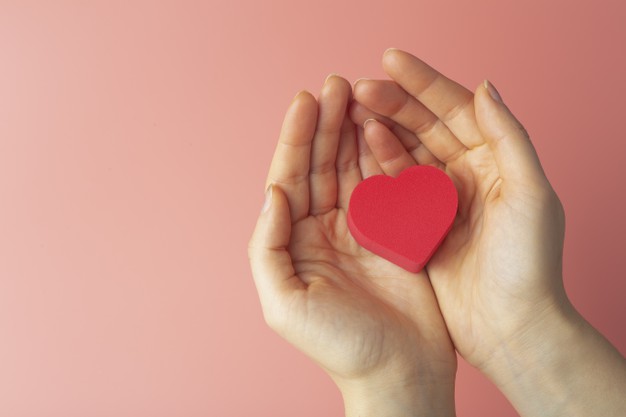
262;184;273;213
363;118;377;129
484;80;503;103
292;89;308;102
353;78;370;90
384;47;399;54
325;73;339;84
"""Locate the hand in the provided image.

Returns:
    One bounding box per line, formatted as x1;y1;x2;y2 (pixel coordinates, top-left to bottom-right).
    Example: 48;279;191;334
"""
350;49;626;417
248;75;457;417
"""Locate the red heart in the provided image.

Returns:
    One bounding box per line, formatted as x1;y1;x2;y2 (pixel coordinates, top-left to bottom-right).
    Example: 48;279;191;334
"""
347;165;458;273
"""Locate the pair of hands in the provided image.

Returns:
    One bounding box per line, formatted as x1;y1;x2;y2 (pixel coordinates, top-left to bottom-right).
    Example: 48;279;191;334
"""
248;49;597;417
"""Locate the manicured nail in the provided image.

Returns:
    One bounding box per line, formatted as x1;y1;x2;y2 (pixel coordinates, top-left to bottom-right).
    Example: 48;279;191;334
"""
484;80;503;103
262;184;273;213
363;118;377;129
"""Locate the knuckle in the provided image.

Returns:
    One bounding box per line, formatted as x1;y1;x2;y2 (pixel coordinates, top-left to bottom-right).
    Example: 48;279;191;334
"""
336;159;358;173
309;160;336;176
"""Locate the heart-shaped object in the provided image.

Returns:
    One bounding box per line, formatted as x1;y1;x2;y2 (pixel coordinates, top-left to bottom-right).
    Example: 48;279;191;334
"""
347;165;458;273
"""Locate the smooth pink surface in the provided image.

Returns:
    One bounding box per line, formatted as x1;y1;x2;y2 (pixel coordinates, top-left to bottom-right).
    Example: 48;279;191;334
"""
0;1;624;416
348;166;458;272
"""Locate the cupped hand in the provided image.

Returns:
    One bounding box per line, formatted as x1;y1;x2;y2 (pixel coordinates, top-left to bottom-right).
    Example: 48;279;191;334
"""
248;75;456;415
350;49;569;374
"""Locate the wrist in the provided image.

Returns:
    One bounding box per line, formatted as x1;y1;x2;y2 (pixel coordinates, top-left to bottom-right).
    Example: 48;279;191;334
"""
336;372;456;417
479;295;626;417
478;294;579;380
479;297;579;405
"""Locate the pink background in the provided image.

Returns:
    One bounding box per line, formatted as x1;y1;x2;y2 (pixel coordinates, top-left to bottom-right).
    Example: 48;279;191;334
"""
1;1;624;416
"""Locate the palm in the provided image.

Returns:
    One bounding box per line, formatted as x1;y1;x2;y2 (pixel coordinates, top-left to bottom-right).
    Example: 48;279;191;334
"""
291;207;418;283
287;205;452;379
427;151;525;359
427;150;562;364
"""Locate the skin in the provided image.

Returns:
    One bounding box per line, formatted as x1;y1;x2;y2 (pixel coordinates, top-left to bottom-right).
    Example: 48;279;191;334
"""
350;49;568;375
248;76;456;417
350;49;626;416
249;49;626;416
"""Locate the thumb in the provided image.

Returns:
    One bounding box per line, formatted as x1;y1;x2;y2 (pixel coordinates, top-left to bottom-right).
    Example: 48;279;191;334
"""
474;80;548;189
247;184;304;326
